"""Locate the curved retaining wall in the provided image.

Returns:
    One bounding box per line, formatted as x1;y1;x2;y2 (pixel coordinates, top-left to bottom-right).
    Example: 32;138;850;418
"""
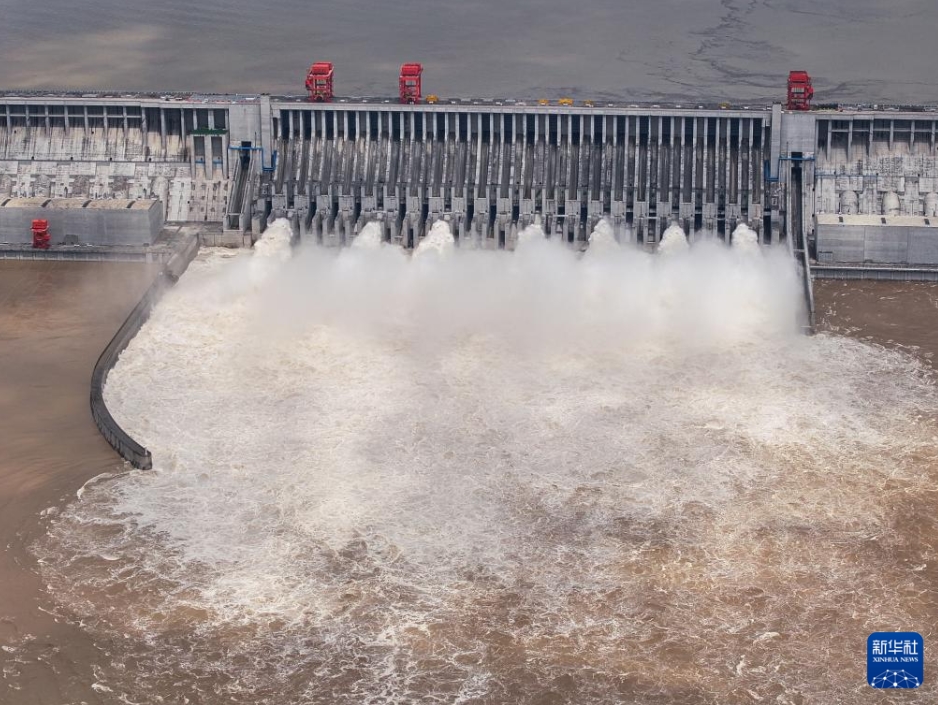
89;233;200;469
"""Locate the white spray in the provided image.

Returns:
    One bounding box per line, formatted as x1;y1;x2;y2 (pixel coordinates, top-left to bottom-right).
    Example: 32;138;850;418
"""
32;217;938;705
414;220;456;257
731;222;760;253
658;222;689;254
352;221;384;250
587;218;619;251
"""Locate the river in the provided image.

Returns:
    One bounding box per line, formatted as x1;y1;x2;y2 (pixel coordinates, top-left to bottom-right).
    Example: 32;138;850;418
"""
3;225;934;703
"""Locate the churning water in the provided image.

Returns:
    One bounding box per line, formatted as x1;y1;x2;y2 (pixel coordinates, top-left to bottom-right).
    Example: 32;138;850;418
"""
35;221;938;703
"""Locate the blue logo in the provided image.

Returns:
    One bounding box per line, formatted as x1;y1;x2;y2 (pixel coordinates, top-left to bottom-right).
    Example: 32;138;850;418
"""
868;632;923;688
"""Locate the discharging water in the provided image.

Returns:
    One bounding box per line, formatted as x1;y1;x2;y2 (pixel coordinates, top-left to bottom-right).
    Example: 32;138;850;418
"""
34;222;938;703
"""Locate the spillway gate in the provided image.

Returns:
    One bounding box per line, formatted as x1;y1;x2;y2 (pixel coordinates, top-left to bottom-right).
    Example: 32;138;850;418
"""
268;107;770;248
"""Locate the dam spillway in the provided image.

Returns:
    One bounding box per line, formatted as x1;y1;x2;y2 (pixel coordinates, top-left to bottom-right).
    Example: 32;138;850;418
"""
271;105;769;248
1;92;938;266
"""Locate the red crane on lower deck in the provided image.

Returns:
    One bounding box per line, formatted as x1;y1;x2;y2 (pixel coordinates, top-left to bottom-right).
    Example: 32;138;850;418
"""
31;219;50;249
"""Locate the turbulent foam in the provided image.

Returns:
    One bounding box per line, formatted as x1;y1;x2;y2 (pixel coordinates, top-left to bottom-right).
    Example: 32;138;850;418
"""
516;222;547;248
34;219;938;704
657;223;689;254
587;218;618;251
351;221;384;250
414;220;456;257
731;222;760;253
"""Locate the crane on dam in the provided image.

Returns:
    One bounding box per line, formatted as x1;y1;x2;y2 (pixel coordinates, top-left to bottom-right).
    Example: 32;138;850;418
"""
399;63;423;104
305;62;335;102
787;71;814;110
305;61;424;104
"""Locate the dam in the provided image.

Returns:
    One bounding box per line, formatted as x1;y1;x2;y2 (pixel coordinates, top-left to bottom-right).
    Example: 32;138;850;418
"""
5;84;938;703
1;85;938;272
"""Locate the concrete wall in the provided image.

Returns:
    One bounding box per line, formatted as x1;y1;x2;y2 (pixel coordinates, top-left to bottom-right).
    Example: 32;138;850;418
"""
778;111;817;156
815;216;938;265
0;98;234;224
0;198;163;246
814;115;938;225
227;103;264;147
90;231;200;470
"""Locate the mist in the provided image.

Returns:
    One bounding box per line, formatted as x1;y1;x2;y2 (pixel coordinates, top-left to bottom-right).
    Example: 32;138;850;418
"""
254;219;804;354
35;220;938;703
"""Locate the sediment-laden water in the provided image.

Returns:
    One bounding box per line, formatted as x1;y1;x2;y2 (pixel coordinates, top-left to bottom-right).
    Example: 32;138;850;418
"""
32;222;938;703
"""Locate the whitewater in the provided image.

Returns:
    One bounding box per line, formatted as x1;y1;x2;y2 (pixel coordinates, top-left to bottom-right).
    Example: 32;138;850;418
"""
35;220;938;704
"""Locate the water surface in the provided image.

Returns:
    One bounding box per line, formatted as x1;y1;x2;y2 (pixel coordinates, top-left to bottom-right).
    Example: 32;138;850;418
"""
1;0;937;103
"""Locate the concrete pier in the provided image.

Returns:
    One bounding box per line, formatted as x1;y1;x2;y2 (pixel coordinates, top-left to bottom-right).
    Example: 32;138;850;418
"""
275;107;767;248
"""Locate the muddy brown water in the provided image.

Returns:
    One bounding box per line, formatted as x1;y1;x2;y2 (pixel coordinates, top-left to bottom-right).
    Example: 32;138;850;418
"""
1;269;937;704
0;261;158;704
814;280;938;368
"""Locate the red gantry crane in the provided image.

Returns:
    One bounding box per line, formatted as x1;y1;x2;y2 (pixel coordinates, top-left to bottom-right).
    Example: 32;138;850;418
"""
786;71;814;111
306;62;335;102
399;63;423;104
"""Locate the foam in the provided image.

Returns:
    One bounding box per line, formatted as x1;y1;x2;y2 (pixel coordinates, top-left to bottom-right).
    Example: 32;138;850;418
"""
34;219;938;703
657;222;689;254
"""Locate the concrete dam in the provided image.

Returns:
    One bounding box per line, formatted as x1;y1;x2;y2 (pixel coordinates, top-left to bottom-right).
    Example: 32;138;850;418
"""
1;91;938;268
